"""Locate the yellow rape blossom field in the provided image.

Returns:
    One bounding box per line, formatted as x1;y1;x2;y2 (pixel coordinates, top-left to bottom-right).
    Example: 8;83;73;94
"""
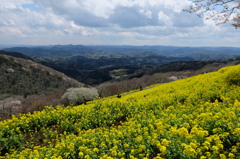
1;64;240;159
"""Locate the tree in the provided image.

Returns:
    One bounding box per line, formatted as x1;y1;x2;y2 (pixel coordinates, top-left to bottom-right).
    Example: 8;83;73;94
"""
62;87;99;105
185;0;240;28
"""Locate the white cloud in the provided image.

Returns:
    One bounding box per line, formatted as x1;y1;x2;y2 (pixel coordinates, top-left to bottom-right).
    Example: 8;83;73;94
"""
80;0;115;18
0;0;32;9
31;0;196;28
0;0;239;47
158;11;172;26
140;9;152;19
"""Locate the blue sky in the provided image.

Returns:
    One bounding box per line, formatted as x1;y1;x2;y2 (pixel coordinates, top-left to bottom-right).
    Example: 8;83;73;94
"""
0;0;239;47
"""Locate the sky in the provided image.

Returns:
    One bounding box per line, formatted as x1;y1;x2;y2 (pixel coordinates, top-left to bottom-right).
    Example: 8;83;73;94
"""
0;0;239;47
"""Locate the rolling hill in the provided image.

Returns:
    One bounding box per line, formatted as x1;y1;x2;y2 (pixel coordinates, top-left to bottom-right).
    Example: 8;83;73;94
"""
0;64;239;158
0;52;84;120
3;45;240;85
0;53;82;96
125;59;240;79
3;45;240;60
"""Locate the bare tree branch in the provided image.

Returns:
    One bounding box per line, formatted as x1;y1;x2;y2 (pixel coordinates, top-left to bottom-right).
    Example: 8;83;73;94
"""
184;0;240;28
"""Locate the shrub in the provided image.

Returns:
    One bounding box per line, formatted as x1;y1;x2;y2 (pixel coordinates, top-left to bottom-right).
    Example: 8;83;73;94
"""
225;68;240;86
0;55;8;64
62;87;99;105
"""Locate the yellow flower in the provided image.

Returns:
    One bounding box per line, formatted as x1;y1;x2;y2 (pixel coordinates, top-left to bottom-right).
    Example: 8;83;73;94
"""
124;143;129;148
159;146;167;154
212;146;219;151
217;143;224;150
205;152;211;157
190;142;198;149
130;155;137;159
135;136;143;142
78;152;84;157
178;127;189;137
93;148;99;153
231;146;237;153
153;156;164;159
213;128;222;134
233;128;240;135
219;154;226;159
68;143;75;151
183;144;197;157
64;153;70;157
110;149;117;156
161;139;171;147
182;122;190;129
152;133;158;139
139;145;146;151
228;153;235;158
197;130;209;138
228;122;234;130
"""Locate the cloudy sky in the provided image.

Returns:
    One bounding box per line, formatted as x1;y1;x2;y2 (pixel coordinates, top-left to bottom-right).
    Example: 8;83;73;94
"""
0;0;239;47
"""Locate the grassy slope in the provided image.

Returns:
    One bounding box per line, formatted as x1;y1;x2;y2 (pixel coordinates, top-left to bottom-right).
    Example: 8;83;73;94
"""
0;65;240;158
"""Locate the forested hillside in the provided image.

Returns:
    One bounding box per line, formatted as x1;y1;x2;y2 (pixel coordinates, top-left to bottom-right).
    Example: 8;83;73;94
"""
0;54;81;96
0;53;84;120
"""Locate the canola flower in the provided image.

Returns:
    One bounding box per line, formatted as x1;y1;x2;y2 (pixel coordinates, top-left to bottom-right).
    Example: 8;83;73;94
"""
0;65;240;158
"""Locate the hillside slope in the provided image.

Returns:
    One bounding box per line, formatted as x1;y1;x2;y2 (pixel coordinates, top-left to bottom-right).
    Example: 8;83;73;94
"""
126;59;240;79
0;64;240;158
0;54;83;96
0;54;84;120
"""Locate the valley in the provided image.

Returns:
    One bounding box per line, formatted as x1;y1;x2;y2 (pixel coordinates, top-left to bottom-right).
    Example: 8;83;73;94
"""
0;45;239;120
3;45;240;85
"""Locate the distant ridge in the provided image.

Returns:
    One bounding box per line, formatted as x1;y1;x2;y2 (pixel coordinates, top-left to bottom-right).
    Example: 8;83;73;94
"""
4;45;240;59
0;50;35;61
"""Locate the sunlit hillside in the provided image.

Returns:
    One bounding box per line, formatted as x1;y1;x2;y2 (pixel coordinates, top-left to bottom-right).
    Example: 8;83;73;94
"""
0;64;240;159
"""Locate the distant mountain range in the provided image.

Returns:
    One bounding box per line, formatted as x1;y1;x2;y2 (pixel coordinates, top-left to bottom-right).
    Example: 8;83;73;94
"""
1;45;240;85
3;45;240;60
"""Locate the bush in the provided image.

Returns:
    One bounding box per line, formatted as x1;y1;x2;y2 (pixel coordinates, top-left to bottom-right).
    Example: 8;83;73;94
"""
225;68;240;86
0;55;8;64
62;87;99;105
